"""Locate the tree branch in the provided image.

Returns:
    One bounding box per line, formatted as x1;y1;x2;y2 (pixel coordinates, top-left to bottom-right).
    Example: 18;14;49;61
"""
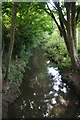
46;3;62;36
54;2;68;28
64;2;71;34
71;2;76;45
76;7;80;24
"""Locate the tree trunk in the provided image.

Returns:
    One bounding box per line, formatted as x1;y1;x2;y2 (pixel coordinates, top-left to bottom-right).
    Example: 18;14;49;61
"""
65;36;80;69
60;2;80;70
66;2;80;69
4;2;18;82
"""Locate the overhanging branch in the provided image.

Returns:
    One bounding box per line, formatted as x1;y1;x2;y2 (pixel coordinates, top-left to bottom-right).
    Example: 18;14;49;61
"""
46;3;62;36
54;2;68;28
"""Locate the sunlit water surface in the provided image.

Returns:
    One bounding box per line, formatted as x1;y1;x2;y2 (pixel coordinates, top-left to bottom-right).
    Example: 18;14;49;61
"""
8;48;78;118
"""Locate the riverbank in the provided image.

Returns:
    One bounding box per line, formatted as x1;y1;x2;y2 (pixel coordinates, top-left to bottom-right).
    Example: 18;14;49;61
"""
61;67;80;96
2;86;20;118
61;67;80;118
2;53;32;118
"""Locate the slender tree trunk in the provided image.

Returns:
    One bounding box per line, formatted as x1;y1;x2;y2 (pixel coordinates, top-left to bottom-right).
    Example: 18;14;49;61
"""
4;2;18;82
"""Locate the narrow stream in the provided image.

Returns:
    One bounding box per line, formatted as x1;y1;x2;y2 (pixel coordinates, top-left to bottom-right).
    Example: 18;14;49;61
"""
8;47;78;118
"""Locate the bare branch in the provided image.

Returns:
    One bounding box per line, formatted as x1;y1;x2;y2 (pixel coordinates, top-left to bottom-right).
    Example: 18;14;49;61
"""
46;3;62;36
54;2;68;28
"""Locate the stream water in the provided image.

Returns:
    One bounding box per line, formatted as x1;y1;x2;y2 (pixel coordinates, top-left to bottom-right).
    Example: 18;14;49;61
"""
8;47;78;118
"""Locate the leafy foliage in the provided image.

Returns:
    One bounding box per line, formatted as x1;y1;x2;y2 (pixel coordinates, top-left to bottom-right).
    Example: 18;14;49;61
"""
2;2;53;58
2;50;32;87
44;30;71;68
2;2;80;87
2;2;53;87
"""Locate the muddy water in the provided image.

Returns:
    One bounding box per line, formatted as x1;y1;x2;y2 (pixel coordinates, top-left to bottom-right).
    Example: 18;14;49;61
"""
8;47;78;118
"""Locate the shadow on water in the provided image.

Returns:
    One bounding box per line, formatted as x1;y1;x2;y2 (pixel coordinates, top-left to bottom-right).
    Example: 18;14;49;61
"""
8;47;78;118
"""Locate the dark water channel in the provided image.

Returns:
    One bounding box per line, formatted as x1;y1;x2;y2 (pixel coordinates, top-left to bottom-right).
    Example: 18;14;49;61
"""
8;47;78;118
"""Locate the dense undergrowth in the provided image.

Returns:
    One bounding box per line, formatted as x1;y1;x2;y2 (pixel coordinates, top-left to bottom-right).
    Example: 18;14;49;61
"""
43;29;80;69
43;30;71;68
2;48;32;88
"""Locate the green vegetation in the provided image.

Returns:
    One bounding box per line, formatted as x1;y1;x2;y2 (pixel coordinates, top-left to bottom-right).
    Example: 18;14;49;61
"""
43;30;71;68
2;48;32;88
2;2;80;90
2;2;52;88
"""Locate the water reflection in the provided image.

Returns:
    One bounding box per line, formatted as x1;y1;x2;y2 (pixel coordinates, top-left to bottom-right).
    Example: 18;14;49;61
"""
8;48;78;118
47;66;67;95
47;67;59;76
